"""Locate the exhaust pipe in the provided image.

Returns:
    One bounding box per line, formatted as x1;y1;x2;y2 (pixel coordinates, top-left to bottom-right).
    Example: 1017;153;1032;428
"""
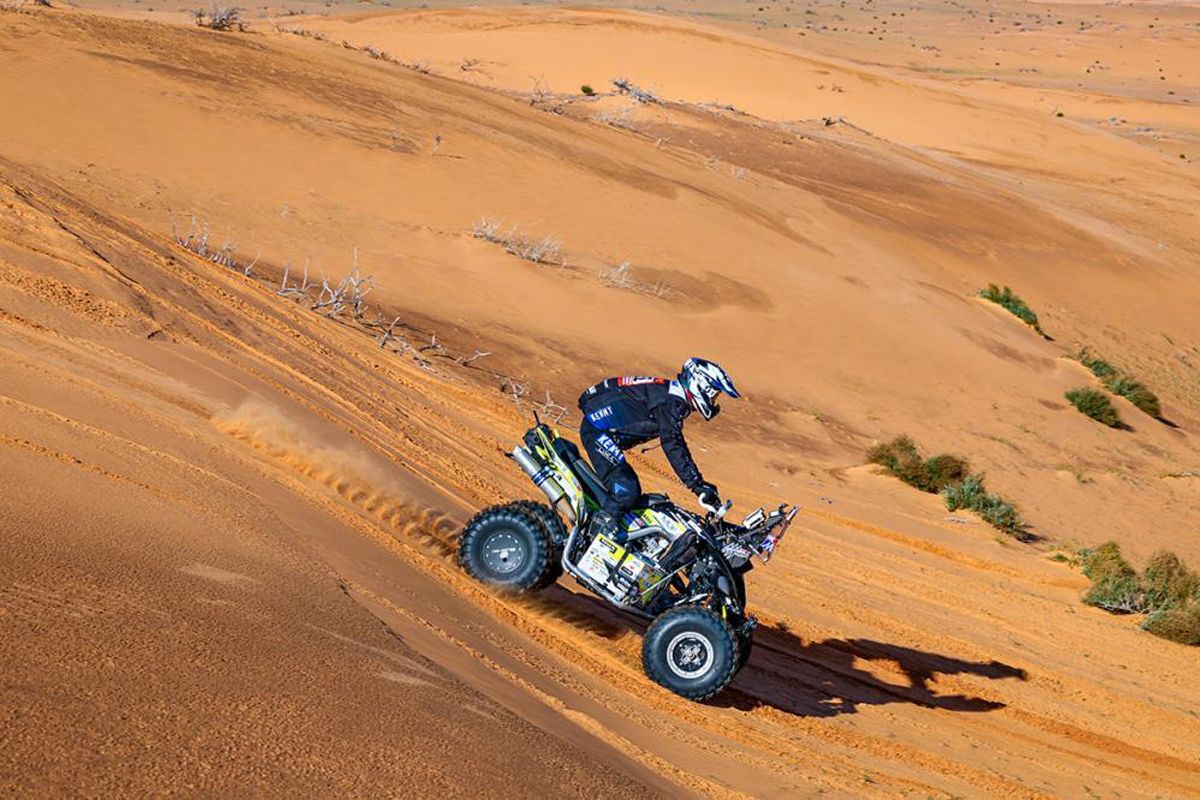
512;446;574;521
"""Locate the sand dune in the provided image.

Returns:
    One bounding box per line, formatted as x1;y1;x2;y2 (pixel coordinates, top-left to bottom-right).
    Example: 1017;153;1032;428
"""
1;3;1199;797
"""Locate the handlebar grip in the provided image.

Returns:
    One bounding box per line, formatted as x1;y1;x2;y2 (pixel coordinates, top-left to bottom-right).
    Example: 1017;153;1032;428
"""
702;499;733;519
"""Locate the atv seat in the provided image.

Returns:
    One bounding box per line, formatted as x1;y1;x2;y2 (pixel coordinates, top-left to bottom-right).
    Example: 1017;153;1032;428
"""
633;493;672;510
552;439;670;520
552;437;612;507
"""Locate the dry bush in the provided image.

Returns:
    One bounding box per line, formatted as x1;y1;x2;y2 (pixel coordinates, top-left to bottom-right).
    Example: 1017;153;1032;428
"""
173;216;244;271
312;267;374;318
472;217;565;266
600;262;672;300
597;103;636;130
611;77;662;104
193;4;248;31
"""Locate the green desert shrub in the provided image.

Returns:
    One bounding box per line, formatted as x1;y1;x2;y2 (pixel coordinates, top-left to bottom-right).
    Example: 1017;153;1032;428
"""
1078;542;1200;645
942;475;1025;538
1077;347;1162;418
978;284;1044;335
867;436;968;493
924;454;970;493
1077;348;1116;380
580;84;596;96
869;437;1025;538
867;435;922;482
1106;376;1161;418
1142;603;1200;646
1065;387;1121;428
1140;551;1200;611
942;473;985;509
1079;541;1143;613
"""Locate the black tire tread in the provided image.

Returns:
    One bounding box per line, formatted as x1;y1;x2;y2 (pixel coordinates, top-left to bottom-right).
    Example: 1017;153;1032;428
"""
458;504;554;594
508;500;567;590
642;605;740;701
736;631;753;672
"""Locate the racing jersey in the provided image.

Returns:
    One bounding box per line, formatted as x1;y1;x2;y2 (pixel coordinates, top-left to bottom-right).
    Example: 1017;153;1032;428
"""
577;376;704;492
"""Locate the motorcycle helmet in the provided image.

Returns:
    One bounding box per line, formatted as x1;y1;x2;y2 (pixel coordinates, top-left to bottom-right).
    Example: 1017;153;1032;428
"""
679;357;740;420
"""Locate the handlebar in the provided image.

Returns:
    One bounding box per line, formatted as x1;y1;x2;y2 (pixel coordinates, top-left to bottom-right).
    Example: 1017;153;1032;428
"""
701;498;733;520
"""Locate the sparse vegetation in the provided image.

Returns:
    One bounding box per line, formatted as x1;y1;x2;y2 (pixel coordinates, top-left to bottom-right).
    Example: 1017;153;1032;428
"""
867;436;1027;538
1065;387;1121;428
472;217;565;266
1077;347;1162;419
600;262;673;300
867;436;968;493
1078;541;1200;645
1079;541;1142;612
193;4;248;31
942;475;1024;538
1141;551;1200;611
597;103;635;129
171;218;568;419
611;77;662;104
978;284;1044;335
580;84;595;96
172;216;258;275
1143;604;1200;646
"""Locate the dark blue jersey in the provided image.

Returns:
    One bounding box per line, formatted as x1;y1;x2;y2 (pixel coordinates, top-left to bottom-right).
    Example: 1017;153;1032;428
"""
577;376;704;492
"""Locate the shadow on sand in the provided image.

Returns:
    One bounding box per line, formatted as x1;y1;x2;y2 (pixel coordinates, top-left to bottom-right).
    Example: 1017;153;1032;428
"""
716;623;1027;719
538;585;1027;720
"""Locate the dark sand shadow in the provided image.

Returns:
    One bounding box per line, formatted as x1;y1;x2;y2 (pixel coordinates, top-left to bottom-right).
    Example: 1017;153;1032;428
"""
537;586;1026;719
715;624;1027;718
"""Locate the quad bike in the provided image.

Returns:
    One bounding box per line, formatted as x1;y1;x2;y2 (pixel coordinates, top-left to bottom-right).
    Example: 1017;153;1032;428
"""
458;421;797;701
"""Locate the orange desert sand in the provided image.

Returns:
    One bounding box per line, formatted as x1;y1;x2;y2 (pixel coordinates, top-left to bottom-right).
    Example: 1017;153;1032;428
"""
2;0;1199;796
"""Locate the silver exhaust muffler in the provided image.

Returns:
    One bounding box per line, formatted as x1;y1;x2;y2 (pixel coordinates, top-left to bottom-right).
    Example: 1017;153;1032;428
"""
512;446;575;521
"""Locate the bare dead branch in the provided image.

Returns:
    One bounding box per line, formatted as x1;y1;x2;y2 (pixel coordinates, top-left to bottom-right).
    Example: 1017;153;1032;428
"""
600;261;673;300
611;77;662;105
193;4;248;31
472;216;565;267
457;350;491;366
539;390;568;423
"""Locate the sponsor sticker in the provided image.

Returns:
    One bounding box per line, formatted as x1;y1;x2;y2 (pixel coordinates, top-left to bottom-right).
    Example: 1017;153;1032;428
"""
597;433;624;463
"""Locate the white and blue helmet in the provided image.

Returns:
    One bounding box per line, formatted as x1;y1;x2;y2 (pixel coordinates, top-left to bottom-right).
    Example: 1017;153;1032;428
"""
679;357;740;420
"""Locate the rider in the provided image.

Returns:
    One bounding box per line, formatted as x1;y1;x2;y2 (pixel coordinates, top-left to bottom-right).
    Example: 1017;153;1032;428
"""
577;357;740;542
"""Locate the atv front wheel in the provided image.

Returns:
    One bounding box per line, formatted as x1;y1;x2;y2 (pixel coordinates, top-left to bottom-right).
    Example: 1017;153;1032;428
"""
735;631;753;672
642;606;739;701
459;505;554;593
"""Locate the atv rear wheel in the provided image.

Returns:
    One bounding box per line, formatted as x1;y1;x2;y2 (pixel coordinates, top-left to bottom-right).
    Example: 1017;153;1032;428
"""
642;605;739;701
459;505;555;593
506;500;565;589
